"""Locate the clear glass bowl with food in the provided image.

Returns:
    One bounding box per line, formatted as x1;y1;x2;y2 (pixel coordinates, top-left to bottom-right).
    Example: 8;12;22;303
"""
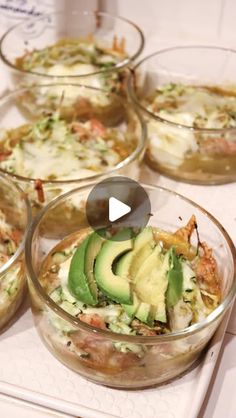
0;10;144;96
25;181;236;388
0;173;31;331
0;83;146;215
128;46;236;184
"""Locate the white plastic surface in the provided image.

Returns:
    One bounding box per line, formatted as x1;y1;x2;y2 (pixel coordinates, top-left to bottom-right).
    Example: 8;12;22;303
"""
0;299;230;418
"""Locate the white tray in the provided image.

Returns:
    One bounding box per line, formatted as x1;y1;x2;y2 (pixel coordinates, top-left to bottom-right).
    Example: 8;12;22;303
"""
0;294;230;418
1;168;235;418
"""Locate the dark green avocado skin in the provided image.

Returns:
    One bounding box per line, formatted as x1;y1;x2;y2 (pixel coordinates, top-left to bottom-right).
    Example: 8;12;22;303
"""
166;248;183;309
68;235;98;305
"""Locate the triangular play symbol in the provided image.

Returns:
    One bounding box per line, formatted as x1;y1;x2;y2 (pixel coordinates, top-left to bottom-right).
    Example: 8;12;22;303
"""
109;197;131;222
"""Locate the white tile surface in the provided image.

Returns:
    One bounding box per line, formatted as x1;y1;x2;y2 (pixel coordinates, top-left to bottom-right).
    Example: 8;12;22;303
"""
1;331;236;418
0;394;75;418
101;0;236;45
199;333;236;418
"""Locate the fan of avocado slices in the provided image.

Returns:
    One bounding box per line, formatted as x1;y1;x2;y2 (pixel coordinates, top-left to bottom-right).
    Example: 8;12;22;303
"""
49;226;221;336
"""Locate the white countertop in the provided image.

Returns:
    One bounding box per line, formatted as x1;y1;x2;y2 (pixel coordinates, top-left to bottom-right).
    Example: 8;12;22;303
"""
0;287;235;418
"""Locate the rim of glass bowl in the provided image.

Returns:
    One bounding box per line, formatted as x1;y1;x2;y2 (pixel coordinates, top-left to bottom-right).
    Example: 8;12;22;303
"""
0;10;145;78
128;45;236;134
0;83;146;185
0;172;31;276
25;182;236;343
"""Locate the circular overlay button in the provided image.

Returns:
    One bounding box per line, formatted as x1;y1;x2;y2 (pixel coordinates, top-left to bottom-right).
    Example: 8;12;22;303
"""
86;176;151;241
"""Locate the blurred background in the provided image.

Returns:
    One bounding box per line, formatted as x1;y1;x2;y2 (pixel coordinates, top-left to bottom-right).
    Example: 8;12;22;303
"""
0;0;235;48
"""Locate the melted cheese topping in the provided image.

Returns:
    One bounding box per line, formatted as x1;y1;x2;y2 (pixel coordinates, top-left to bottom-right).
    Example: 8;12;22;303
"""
44;64;111;106
146;83;236;167
0;117;126;180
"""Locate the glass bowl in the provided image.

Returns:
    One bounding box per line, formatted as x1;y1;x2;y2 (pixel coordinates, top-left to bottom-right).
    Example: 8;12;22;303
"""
25;181;236;388
0;10;144;94
0;173;31;331
128;46;236;184
0;83;146;215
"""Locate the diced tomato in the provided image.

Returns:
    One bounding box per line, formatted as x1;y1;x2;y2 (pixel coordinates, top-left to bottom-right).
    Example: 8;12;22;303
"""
0;150;12;161
90;119;106;136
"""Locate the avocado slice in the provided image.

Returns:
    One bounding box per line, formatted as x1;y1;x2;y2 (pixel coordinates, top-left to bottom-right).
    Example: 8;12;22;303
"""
116;254;140;318
84;232;104;294
116;227;155;317
116;227;155;278
130;227;156;278
115;251;133;278
166;247;183;309
134;245;169;322
68;232;103;305
122;292;140;319
135;302;156;326
94;228;133;304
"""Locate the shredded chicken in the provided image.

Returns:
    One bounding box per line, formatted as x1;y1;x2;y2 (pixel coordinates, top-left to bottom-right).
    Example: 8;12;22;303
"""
131;319;162;336
195;242;221;298
174;215;197;243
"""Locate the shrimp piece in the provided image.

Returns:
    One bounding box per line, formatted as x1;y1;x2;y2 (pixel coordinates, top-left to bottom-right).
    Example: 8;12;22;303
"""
195;242;220;297
174;215;197;243
79;313;107;330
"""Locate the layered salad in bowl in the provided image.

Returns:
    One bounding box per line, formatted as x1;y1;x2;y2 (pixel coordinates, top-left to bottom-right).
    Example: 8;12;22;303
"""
0;10;144;99
129;46;236;184
0;84;145;215
25;182;236;388
0;173;31;330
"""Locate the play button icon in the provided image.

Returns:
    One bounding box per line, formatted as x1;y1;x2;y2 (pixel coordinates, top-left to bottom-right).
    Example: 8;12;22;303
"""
109;197;131;222
86;176;151;241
